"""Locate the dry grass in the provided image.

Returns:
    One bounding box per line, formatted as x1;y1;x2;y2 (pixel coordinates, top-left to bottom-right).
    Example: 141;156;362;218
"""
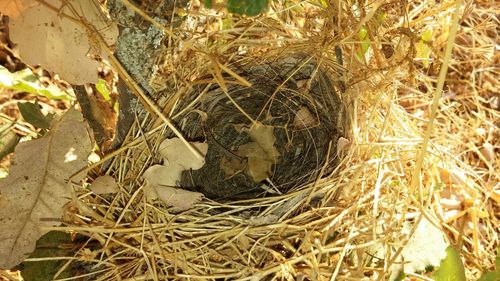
19;0;497;280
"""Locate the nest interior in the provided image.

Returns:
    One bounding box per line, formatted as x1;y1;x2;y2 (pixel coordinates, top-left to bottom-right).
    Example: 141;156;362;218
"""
175;55;346;200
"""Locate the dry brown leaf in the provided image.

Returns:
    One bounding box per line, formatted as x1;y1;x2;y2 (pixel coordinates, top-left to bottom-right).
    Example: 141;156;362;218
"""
143;138;208;211
143;165;204;211
237;143;273;182
143;164;180;189
0;108;92;269
236;122;280;182
158;138;208;169
1;0;118;84
247;123;280;161
479;142;494;164
220;156;246;178
156;186;203;211
249;214;279;226
0;0;23;17
336;137;351;156
78;248;98;262
90;175;118;194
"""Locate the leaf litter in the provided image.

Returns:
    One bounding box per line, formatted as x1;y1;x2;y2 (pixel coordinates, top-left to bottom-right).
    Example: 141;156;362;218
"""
0;108;92;269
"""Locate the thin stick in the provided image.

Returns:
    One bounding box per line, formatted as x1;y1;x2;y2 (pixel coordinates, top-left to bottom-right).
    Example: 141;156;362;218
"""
410;0;464;200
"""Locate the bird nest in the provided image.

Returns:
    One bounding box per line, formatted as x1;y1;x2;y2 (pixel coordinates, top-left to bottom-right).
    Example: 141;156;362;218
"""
173;55;346;200
59;1;497;280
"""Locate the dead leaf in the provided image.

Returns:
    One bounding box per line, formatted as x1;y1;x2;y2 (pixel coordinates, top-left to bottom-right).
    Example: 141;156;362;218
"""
143;138;208;211
1;0;118;84
336;137;350;156
78;248;98;262
236;122;280;182
143;164;180;188
155;186;203;211
292;106;318;129
158;138;208;169
220;156;246;178
479;142;494;165
246;123;280;161
296;79;309;89
143;166;204;211
0;126;20;159
0;108;92;269
249;214;280;226
237;142;273;182
0;0;23;18
74;84;117;149
90;175;118;194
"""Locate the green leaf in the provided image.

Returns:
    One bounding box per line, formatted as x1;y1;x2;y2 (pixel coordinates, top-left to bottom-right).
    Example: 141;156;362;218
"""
222;17;234;30
477;246;500;281
497;245;500;268
0;65;72;100
17;102;54;129
317;0;328;8
416;29;433;67
356;26;371;60
393;271;406;281
0;124;20;160
95;78;112;101
19;231;78;281
432;246;466;281
421;29;433;42
227;0;269;16
204;0;212;9
478;272;499;281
